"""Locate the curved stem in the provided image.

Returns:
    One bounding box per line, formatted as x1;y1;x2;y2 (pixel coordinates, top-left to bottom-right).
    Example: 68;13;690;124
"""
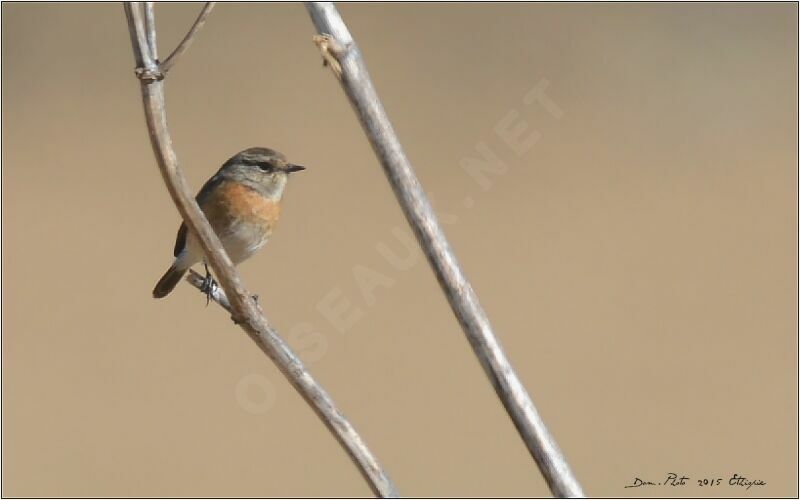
123;4;398;497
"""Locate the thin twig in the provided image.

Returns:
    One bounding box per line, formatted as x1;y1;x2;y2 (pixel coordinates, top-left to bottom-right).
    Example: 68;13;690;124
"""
159;2;216;74
123;3;398;497
305;2;584;497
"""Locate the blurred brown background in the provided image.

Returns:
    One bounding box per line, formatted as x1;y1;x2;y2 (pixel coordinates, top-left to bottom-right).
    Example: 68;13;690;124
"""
2;2;797;497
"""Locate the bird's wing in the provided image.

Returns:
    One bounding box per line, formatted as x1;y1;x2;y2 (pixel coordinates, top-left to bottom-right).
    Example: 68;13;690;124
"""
172;172;224;257
173;222;188;257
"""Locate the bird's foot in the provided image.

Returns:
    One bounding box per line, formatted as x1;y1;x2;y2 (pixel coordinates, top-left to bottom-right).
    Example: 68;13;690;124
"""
200;262;216;306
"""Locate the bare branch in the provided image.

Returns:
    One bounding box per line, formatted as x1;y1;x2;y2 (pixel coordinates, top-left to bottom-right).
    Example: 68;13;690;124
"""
144;2;158;60
306;2;584;497
159;2;216;74
124;3;162;82
124;4;154;69
123;4;398;497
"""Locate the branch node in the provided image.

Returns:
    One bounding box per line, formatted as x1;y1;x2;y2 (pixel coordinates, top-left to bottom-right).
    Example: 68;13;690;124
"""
134;65;165;83
313;34;349;79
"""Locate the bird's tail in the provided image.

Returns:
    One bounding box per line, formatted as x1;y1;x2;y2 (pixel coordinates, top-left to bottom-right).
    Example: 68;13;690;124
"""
152;264;187;298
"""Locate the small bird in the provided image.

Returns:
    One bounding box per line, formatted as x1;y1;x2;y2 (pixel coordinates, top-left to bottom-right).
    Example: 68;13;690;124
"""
153;147;305;298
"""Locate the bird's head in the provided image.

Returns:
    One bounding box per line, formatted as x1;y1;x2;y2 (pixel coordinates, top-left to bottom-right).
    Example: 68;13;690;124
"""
220;147;305;199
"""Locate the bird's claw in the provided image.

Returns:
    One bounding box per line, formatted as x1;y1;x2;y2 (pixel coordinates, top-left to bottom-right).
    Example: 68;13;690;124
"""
200;262;216;306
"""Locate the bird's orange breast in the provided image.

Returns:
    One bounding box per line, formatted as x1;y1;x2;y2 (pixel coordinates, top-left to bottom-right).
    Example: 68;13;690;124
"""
203;180;281;229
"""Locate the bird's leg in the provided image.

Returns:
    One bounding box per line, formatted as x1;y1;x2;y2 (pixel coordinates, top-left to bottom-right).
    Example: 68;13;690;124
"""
200;261;216;306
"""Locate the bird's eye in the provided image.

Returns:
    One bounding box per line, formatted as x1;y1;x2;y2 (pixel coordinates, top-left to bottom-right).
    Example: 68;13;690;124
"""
258;164;273;172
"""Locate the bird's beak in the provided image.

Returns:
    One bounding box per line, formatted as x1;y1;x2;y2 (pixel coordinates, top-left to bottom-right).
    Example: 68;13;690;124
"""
285;164;306;173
